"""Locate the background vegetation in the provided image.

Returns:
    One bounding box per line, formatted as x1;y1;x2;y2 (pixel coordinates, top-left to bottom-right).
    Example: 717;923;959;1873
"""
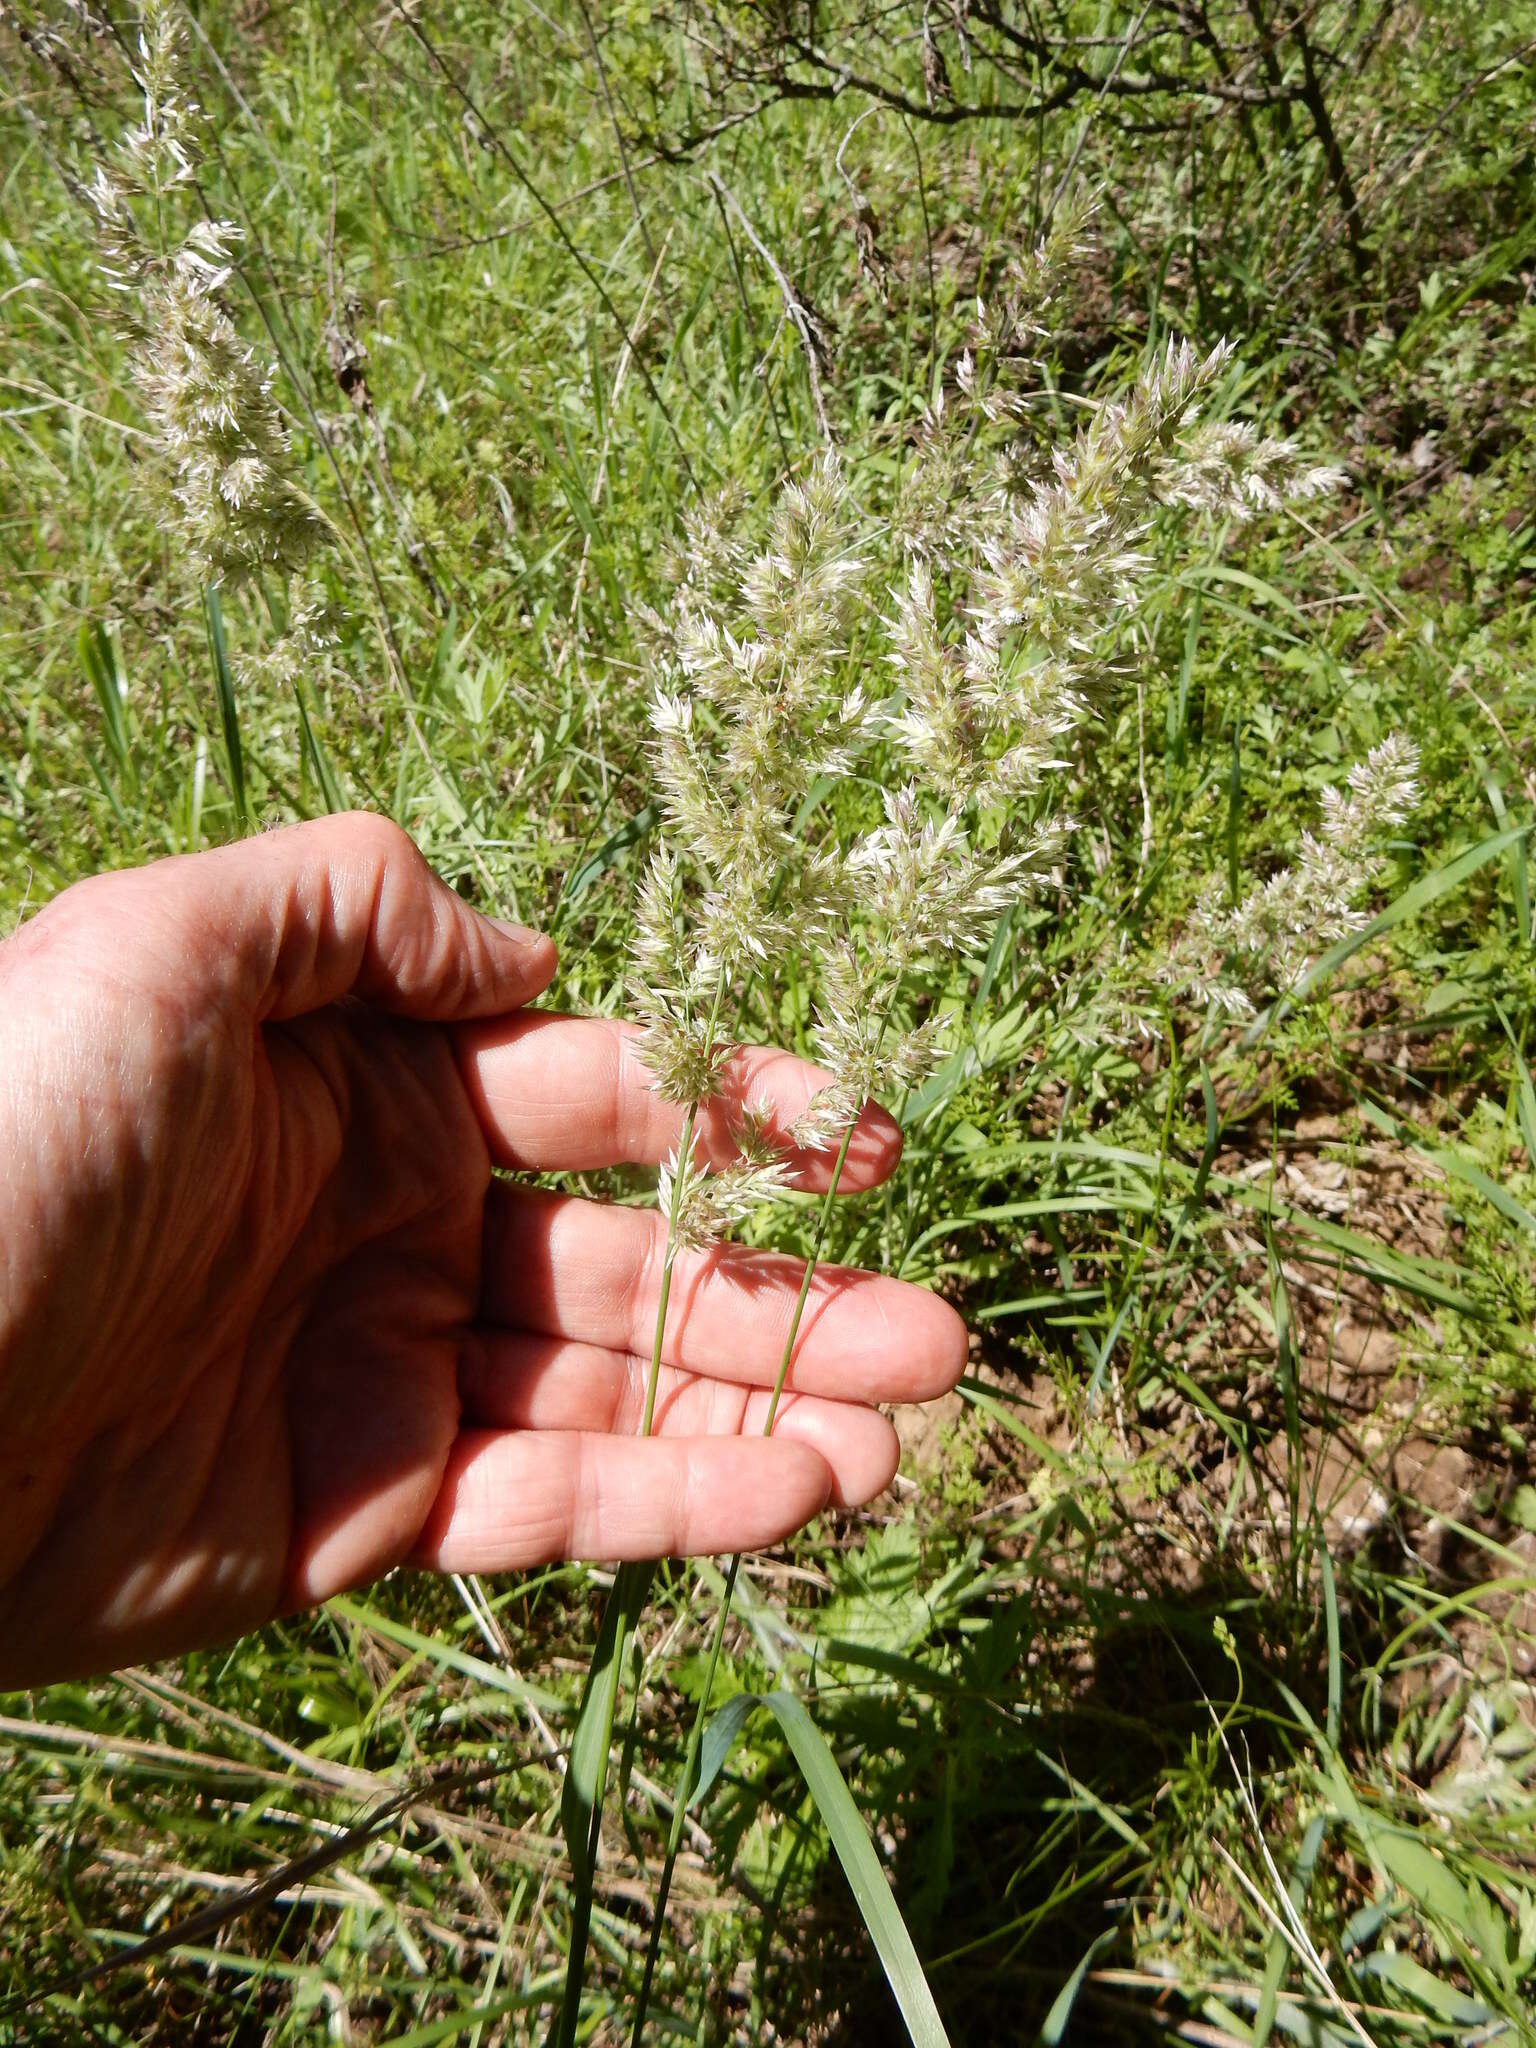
2;3;1534;2042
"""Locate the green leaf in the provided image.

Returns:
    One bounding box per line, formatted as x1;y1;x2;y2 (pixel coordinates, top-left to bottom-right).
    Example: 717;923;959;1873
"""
1256;1816;1328;2047
77;618;133;783
562;802;660;905
1482;775;1530;943
1355;1949;1495;2026
1036;1927;1118;2046
556;1560;652;2048
1371;1830;1481;1937
693;1690;951;2048
1166;585;1200;764
561;1562;652;1891
325;1598;560;1710
386;1984;564;2047
295;683;346;814
1320;1541;1341;1753
1496;1002;1536;1161
1358;1100;1536;1242
691;1691;760;1810
1181;561;1310;629
204;586;248;827
821;1521;929;1656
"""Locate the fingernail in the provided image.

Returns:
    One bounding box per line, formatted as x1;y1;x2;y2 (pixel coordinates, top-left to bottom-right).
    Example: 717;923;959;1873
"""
488;916;543;946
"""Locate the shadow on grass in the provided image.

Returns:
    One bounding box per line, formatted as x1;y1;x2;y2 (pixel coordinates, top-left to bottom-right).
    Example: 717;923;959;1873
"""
702;1540;1410;2047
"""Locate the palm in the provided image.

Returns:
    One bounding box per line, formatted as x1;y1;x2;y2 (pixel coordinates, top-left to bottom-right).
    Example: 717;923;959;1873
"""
0;817;963;1687
248;1001;491;1618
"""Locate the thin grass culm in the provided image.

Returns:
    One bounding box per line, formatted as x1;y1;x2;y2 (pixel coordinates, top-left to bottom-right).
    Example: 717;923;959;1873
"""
557;461;867;2046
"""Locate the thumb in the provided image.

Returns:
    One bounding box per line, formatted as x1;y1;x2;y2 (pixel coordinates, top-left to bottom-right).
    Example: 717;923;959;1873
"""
142;812;556;1022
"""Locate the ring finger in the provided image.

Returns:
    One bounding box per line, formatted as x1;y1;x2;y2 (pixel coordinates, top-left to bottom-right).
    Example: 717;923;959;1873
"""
458;1329;902;1508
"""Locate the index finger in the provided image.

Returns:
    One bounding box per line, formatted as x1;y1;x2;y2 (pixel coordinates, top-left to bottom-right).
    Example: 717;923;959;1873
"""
455;1012;902;1192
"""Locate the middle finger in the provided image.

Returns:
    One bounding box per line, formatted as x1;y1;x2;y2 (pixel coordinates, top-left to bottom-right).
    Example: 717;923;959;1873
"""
481;1183;967;1406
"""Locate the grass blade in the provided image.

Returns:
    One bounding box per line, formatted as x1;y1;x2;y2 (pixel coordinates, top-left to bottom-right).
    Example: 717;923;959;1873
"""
557;1560;653;2048
295;682;346;814
76;618;133;787
695;1690;951;2048
562;801;660;908
1036;1926;1118;2046
204;586;248;828
1320;1541;1342;1752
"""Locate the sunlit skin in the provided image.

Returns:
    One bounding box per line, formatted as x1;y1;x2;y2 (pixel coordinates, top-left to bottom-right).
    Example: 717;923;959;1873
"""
0;814;966;1688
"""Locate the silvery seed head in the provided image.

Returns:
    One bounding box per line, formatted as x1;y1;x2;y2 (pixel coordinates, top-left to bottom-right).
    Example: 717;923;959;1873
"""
1171;735;1420;1010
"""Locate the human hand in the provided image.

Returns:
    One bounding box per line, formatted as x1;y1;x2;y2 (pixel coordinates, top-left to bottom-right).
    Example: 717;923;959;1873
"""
0;815;964;1686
